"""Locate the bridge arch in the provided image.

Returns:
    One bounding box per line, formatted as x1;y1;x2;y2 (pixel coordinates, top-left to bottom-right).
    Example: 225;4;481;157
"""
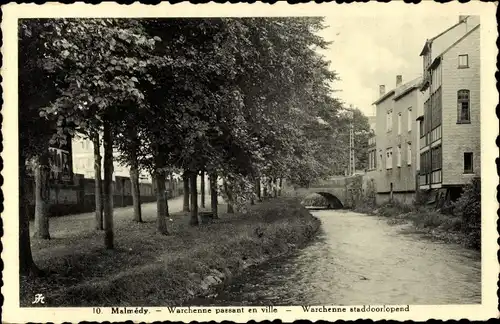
315;192;344;209
301;191;344;209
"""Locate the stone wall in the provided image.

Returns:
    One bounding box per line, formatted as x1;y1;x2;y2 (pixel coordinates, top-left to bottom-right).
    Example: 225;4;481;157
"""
25;173;183;219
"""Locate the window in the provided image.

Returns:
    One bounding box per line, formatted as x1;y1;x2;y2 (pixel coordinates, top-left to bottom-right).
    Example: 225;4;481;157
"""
457;90;470;122
407;142;412;165
431;145;442;171
458;54;469;68
464;152;473;173
419;119;424;138
386;148;393;169
397;145;401;167
386;110;393;132
397;113;402;135
407;107;412;132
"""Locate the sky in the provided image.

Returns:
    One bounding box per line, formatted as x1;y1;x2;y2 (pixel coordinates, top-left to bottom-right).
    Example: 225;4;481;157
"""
316;15;459;117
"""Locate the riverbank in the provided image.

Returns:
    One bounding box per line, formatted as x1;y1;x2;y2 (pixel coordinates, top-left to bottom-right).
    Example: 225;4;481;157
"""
21;198;321;307
354;202;480;250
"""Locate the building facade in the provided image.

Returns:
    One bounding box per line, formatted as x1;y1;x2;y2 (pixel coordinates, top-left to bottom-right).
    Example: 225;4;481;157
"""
72;137;152;183
417;16;480;201
372;76;423;204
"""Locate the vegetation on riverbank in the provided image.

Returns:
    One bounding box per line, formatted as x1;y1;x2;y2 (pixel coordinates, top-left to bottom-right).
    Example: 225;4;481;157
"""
355;178;481;250
301;193;329;206
21;198;320;307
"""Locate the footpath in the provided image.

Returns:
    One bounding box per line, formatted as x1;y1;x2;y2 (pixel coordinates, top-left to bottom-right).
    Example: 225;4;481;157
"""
30;196;187;240
22;197;321;307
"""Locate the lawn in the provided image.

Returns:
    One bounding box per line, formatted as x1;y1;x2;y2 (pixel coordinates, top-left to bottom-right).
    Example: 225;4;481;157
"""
21;197;320;307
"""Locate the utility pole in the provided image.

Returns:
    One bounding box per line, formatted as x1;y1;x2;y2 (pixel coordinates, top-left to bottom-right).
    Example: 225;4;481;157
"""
348;105;355;176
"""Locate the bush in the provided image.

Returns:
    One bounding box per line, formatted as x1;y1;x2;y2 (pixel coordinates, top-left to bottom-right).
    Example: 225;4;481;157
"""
452;177;481;249
301;193;328;206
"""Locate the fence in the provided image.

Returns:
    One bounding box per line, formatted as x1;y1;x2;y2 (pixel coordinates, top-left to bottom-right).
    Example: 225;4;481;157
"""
25;173;183;219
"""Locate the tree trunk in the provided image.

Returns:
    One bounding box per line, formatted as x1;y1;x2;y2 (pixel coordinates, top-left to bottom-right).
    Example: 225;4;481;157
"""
103;121;114;249
183;172;190;212
33;147;50;239
272;178;278;198
130;167;142;222
267;178;273;198
169;173;175;198
263;177;268;199
278;177;283;196
155;171;168;235
256;177;262;202
19;153;41;276
200;170;205;208
189;172;199;225
93;133;103;230
129;137;142;222
224;180;234;214
209;172;218;219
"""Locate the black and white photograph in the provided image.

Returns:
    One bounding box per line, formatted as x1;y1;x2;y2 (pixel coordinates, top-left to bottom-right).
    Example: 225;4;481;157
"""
1;2;498;323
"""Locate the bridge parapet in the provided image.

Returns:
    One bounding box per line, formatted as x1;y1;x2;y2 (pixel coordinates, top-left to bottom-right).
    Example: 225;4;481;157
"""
294;175;365;209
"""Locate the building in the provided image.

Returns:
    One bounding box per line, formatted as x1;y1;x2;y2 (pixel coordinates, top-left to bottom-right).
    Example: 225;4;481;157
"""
71;137;212;192
417;15;480;202
366;115;377;172
372;76;423;204
72;137;152;183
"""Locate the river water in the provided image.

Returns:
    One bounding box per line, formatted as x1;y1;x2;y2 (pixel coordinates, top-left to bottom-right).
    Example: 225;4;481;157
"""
197;210;481;306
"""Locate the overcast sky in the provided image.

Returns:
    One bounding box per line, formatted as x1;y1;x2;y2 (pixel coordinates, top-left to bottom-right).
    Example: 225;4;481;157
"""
317;15;459;117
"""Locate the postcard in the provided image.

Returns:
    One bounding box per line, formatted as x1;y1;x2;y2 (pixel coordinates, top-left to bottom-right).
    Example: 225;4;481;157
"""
1;1;498;322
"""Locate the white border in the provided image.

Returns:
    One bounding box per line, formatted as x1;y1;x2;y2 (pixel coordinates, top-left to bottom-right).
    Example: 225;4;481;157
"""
1;2;498;322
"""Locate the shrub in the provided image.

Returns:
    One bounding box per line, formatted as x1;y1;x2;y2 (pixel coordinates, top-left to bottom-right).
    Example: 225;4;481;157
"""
452;177;481;249
301;193;329;207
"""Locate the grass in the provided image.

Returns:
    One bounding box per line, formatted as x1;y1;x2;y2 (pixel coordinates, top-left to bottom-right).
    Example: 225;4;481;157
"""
354;201;479;249
21;198;320;307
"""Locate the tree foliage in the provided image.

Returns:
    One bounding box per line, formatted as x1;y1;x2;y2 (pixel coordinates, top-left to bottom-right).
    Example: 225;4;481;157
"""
19;17;371;264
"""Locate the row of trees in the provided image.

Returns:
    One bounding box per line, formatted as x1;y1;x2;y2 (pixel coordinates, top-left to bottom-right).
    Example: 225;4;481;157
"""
19;17;370;276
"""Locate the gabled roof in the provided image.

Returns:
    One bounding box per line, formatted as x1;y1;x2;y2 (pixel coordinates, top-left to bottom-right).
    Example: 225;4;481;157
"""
372;77;422;106
419;16;470;56
393;77;423;101
427;24;480;72
372;89;395;106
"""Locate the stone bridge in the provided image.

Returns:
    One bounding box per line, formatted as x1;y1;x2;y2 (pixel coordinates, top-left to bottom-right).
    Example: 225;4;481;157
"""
291;175;364;209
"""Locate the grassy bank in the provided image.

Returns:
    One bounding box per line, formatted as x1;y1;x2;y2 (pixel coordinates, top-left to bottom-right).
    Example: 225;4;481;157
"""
21;198;320;307
354;201;480;250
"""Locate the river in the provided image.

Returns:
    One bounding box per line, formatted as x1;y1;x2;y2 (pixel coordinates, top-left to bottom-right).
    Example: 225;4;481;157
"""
195;210;481;306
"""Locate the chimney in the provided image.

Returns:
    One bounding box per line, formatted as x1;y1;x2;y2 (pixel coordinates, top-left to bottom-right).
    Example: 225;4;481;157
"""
396;75;403;87
379;85;386;96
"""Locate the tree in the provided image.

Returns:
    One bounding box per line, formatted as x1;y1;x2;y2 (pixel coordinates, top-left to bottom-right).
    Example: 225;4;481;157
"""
32;142;51;239
200;170;206;208
209;172;219;218
19;19;62;274
36;18;167;248
183;173;190;212
92;133;104;229
102;121;114;248
189;172;199;225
